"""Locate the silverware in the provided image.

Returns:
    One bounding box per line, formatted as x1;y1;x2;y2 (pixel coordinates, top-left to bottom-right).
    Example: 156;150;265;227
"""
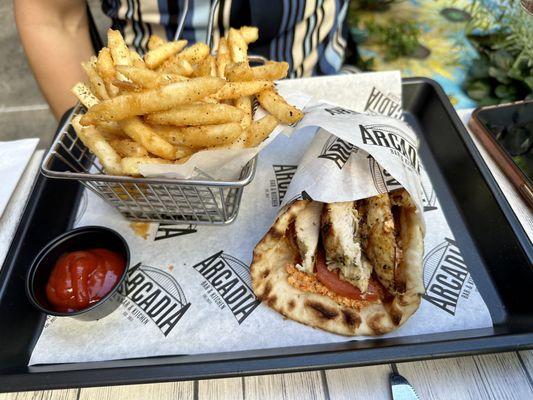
390;371;420;400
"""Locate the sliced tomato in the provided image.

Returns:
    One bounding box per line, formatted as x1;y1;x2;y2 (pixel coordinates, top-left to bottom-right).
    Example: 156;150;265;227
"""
315;250;381;301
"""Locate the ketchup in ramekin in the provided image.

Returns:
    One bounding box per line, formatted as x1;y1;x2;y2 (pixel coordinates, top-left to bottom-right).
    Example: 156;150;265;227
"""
45;249;125;313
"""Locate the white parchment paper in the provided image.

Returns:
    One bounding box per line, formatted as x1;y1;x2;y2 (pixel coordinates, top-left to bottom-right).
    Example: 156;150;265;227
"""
29;72;492;365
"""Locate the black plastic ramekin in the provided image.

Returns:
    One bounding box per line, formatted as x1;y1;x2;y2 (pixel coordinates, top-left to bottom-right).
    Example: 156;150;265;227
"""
26;226;130;321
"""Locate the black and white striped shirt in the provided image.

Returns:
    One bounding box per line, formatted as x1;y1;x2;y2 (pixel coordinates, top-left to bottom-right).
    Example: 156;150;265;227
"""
101;0;349;77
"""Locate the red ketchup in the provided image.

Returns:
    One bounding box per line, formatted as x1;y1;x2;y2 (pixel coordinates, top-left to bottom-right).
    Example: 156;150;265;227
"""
45;249;125;312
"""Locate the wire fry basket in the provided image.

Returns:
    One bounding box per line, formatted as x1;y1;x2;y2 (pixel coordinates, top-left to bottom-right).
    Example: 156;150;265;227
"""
40;0;260;225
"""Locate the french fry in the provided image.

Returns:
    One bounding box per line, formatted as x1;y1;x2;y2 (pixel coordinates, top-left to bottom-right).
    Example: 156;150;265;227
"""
96;121;126;140
192;55;214;77
148;35;167;50
121;156;172;176
144;40;187;69
175;146;195;159
119;117;177;160
72;83;99;108
71;115;123;175
256;88;304;124
96;48;119;97
251;61;289;81
245;114;278;147
116;65;187;89
226;61;288;82
107;29;131;66
112;78;141;92
176;42;210;65
81;61;109;100
228;28;248;63
225;62;254;82
145;103;245;126
213;80;273;100
129;49;146;68
159;57;194;76
239;26;259;44
216;38;230;78
81;77;225;124
234;96;252;130
109;139;149;157
175;123;242;147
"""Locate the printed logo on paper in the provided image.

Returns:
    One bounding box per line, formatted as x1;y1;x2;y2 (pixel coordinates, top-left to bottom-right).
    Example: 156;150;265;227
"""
323;106;358;116
360;124;421;174
368;158;438;212
422;238;475;315
117;263;191;336
364;87;402;119
318;135;358;169
154;223;197;241
268;165;298;207
368;157;402;194
192;251;260;324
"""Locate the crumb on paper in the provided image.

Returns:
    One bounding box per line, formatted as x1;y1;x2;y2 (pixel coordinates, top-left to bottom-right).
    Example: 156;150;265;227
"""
130;222;150;239
168;265;174;272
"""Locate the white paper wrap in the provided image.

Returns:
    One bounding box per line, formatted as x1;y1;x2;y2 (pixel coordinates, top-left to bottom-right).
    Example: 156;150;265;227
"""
29;72;492;365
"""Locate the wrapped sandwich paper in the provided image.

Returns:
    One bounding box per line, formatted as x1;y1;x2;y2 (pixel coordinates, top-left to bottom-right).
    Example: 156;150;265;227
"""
30;72;492;364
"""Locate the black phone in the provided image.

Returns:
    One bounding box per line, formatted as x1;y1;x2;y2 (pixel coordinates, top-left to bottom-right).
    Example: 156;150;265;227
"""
469;100;533;208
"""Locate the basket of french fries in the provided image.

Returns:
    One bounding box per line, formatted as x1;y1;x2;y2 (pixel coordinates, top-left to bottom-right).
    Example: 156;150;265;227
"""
41;26;303;224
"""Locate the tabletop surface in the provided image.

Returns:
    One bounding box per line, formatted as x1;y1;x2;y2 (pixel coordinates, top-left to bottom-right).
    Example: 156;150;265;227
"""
1;106;532;399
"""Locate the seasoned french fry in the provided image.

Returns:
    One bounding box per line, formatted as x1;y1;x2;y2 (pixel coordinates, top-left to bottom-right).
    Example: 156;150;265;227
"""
112;78;141;92
95;122;126;140
175;146;195;159
71;115;123;175
226;61;288;82
81;77;225;124
256;89;304;124
176;42;210;65
107;29;131;66
213;80;273;100
116;65;187;90
176;123;242;147
148;35;167;50
159;57;194;76
239;26;259;44
96;48;119;97
225;62;254;82
251;61;289;81
81;61;109;100
145;103;245;126
234;96;252;130
228;28;248;63
119;117;177;160
121;156;172;176
109;139;149;157
129;49;146;68
216;38;230;78
72;83;99;108
192;55;213;77
144;40;187;69
151;125;188;146
245;114;278;147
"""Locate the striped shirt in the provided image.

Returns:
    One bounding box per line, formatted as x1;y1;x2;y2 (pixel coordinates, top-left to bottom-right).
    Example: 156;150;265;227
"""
100;0;349;77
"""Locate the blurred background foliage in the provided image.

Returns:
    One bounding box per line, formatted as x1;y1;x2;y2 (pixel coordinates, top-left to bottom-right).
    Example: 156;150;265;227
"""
347;0;533;107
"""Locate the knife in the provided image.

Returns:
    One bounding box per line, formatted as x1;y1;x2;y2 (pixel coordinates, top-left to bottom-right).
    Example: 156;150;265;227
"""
390;372;420;400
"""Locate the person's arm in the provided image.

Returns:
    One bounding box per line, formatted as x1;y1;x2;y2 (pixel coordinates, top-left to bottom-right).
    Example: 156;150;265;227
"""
14;0;96;119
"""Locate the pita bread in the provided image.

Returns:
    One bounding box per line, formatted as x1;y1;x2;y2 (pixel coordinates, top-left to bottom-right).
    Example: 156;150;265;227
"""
250;194;424;336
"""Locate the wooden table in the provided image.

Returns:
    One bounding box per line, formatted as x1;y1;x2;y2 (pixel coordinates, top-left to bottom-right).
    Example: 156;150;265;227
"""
1;111;532;399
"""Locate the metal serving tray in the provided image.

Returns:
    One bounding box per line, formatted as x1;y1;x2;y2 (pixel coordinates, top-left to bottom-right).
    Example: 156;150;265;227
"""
0;78;531;393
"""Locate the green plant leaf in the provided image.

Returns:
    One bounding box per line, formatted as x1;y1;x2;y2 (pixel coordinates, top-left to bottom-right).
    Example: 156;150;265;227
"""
488;66;511;84
466;80;491;100
524;77;533;90
495;85;517;99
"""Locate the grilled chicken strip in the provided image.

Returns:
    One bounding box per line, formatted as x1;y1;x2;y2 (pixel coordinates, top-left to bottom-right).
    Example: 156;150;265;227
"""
360;193;403;294
293;201;323;273
321;201;372;292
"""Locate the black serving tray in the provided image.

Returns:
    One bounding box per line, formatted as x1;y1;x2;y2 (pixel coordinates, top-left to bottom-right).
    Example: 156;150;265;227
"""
1;78;532;393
